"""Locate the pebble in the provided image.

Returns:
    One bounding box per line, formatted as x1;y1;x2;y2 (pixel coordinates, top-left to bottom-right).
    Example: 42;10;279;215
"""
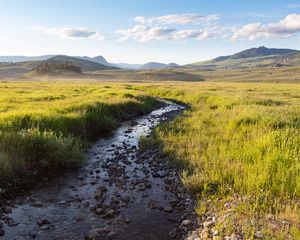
181;219;192;227
37;218;50;226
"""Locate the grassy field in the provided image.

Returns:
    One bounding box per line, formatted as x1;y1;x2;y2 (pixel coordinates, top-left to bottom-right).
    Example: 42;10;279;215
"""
138;82;300;239
0;80;159;194
1;78;300;238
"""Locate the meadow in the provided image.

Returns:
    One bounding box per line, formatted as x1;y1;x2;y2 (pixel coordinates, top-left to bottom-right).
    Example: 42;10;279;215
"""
139;82;300;239
0;80;159;193
1;79;300;238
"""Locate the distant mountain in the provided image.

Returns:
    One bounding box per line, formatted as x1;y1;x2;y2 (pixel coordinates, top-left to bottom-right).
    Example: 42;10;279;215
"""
0;55;111;67
221;46;299;61
189;46;300;69
0;55;54;63
77;55;110;66
47;55;116;72
111;63;142;69
139;62;180;70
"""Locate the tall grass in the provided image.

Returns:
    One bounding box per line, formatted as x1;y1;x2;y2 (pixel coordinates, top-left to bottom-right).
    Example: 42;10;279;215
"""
0;81;159;194
140;82;300;237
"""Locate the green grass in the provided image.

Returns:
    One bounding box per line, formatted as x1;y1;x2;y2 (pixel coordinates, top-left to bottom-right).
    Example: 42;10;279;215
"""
139;82;300;238
0;80;159;194
1;79;300;238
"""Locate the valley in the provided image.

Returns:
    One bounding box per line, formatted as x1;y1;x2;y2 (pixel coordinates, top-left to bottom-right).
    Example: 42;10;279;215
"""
0;46;300;239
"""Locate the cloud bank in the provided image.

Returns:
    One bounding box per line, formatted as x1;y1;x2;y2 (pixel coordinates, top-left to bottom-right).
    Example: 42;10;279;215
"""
116;13;223;42
32;27;104;40
133;13;221;25
232;14;300;41
31;13;300;44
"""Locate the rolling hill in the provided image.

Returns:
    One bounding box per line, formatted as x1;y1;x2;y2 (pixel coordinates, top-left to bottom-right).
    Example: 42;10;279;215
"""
46;55;116;72
189;46;300;69
0;55;117;78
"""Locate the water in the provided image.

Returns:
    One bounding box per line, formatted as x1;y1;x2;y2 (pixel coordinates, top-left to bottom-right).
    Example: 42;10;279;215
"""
1;101;189;240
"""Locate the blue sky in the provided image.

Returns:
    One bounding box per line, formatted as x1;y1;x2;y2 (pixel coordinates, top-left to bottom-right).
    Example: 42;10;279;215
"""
0;0;300;64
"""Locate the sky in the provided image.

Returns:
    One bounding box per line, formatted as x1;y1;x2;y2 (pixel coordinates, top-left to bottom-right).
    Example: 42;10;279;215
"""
0;0;300;64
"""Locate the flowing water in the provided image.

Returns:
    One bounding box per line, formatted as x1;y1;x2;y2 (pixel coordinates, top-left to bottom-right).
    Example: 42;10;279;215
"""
0;101;194;240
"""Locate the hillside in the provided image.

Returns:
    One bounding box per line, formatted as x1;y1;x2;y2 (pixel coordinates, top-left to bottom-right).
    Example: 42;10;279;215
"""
47;55;116;72
190;46;300;69
0;55;117;78
77;55;111;66
0;55;112;66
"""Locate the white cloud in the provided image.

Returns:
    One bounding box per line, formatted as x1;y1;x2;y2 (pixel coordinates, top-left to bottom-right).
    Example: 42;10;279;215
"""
116;25;176;42
32;26;104;40
133;13;221;25
116;25;219;42
117;12;223;43
232;14;300;41
171;29;214;40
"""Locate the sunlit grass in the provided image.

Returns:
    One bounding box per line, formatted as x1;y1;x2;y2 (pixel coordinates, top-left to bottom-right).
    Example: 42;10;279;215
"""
139;81;300;238
0;80;159;192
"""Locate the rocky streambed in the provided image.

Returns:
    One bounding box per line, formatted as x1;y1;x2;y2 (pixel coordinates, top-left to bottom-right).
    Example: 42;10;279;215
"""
0;100;198;240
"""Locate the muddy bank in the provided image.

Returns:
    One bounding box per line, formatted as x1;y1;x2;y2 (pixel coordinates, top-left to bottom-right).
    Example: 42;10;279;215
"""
0;101;198;240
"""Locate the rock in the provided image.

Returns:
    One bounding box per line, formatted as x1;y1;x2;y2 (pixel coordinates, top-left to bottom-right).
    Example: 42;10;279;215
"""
181;219;192;227
104;209;115;218
94;189;103;199
99;186;108;192
75;214;86;222
37;218;50;226
124;217;131;223
224;233;241;240
40;225;50;230
203;220;215;228
30;201;43;207
200;227;210;239
282;220;291;226
96;208;103;215
148;200;157;209
169;227;177;238
7;219;18;227
0;229;4;236
164;206;173;213
254;232;264;239
85;227;110;240
213;230;219;236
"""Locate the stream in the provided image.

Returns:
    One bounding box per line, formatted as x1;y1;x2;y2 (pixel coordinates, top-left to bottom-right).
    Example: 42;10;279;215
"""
0;100;196;240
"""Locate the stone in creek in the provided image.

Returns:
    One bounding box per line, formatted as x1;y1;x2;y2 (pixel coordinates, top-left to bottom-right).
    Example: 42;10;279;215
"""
94;189;103;199
148;200;157;209
169;227;178;238
164;206;173;213
30;201;43;207
7;219;18;227
40;225;50;230
0;229;4;236
107;231;117;239
180;219;192;228
103;209;115;218
85;227;110;240
3;206;12;214
95;208;103;215
90;179;97;185
75;214;86;222
114;150;120;155
124;217;131;223
37;218;50;226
